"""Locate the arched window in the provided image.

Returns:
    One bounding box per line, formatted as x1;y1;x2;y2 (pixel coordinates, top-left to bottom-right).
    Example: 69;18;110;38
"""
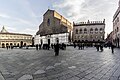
84;28;87;33
117;27;119;32
90;28;93;31
47;19;50;26
95;28;98;33
79;29;82;34
90;35;93;38
90;28;93;33
100;28;103;33
76;29;78;34
95;28;98;31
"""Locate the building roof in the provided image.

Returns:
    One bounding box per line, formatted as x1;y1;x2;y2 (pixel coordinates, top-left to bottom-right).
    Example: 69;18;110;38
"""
113;7;120;21
0;32;32;36
0;26;32;36
43;9;54;16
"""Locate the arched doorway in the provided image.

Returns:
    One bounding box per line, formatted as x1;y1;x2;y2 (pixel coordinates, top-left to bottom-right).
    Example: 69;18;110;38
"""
6;43;9;46
17;43;19;47
14;43;16;46
10;43;13;46
20;41;23;48
2;43;5;48
24;43;26;46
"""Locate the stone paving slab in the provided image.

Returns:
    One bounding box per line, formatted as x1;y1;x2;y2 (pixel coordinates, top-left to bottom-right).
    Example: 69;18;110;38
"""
0;73;5;80
0;47;120;80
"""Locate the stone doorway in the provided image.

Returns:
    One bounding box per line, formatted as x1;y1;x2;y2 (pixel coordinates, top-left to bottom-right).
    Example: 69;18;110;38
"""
2;43;5;48
20;41;23;48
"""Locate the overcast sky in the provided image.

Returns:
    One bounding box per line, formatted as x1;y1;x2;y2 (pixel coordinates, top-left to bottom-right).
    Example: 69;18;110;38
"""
0;0;119;37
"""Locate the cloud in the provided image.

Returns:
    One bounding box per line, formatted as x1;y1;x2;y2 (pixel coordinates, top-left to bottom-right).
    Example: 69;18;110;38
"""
6;26;17;32
20;28;37;36
0;13;11;18
53;0;118;35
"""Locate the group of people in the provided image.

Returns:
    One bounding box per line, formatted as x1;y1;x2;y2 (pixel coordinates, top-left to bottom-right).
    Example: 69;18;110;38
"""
6;45;14;50
78;43;85;50
95;42;115;53
95;43;104;52
35;44;42;50
35;42;67;56
73;42;116;53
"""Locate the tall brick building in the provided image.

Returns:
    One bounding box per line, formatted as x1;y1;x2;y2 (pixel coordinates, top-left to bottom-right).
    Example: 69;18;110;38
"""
35;9;73;45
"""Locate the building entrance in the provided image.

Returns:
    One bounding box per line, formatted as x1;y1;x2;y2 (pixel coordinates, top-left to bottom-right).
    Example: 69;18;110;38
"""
20;41;23;48
2;43;5;48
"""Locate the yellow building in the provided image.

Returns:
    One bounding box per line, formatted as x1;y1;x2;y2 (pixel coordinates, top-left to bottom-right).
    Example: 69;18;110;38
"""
0;26;33;48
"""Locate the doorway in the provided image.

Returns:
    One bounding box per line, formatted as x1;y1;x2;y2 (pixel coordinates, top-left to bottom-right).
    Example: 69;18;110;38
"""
20;41;23;48
2;43;5;48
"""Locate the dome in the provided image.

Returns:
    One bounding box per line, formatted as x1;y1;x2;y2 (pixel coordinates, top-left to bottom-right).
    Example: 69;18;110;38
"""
1;26;8;33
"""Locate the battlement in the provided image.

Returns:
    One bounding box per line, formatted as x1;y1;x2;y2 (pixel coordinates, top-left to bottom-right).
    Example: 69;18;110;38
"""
73;19;105;26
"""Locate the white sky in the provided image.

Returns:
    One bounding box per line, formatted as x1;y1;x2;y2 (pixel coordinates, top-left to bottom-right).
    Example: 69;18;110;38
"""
0;0;119;37
53;0;119;37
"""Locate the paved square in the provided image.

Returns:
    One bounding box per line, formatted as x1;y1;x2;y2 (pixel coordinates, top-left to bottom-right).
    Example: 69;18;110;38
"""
0;47;120;80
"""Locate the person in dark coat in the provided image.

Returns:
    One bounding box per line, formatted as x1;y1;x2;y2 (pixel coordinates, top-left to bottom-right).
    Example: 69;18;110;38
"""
51;44;53;49
6;45;8;50
54;43;59;56
96;43;99;51
100;44;103;52
73;43;76;48
111;43;115;53
78;43;80;50
82;43;84;50
39;44;41;50
36;44;38;50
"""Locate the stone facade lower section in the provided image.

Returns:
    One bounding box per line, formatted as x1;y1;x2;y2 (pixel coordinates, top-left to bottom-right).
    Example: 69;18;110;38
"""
34;33;69;45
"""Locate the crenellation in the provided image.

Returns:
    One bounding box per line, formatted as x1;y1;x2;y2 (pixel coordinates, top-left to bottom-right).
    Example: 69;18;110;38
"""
73;19;105;44
74;19;105;26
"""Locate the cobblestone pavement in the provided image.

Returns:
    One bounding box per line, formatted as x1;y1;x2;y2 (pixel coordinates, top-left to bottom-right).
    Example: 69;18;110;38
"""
0;47;120;80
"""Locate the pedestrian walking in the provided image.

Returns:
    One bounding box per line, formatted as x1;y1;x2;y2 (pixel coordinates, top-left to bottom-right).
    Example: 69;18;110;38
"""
36;44;38;50
39;44;41;50
73;42;76;48
100;44;103;52
8;46;10;49
96;43;99;51
51;44;53;49
54;42;59;56
78;43;80;50
82;43;84;50
6;45;8;50
111;43;115;53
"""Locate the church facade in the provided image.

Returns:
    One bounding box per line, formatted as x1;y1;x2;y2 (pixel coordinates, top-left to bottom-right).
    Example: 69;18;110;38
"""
35;9;73;45
0;27;33;48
